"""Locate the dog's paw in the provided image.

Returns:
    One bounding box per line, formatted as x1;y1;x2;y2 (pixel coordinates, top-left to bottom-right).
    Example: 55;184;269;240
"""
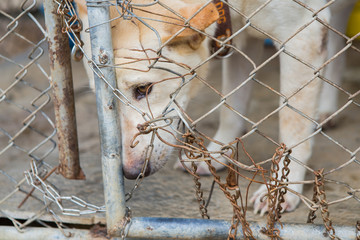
250;184;300;216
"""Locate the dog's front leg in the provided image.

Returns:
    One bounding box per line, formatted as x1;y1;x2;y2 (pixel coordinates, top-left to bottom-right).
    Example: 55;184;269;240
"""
251;22;329;214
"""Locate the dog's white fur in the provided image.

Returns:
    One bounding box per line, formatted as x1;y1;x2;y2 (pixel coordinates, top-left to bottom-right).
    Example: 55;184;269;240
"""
75;0;356;214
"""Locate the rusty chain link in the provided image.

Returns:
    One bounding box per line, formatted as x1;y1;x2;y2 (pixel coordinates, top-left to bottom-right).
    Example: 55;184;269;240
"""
205;141;255;239
181;132;211;219
191;162;210;219
261;144;291;240
276;146;291;218
307;181;318;224
307;169;339;239
206;160;254;240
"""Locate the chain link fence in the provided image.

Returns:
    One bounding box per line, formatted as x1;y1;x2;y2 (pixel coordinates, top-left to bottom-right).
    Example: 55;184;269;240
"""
0;0;59;230
0;0;359;239
0;0;107;236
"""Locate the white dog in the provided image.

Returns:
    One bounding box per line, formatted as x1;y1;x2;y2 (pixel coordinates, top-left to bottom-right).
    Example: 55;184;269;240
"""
75;0;357;214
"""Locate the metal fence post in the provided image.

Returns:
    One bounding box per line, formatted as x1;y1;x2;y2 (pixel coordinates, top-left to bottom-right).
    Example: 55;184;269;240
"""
86;0;127;237
44;0;84;180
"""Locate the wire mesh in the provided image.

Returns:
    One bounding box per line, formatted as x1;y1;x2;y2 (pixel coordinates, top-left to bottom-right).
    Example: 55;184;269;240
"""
1;0;360;239
0;0;106;234
69;0;359;238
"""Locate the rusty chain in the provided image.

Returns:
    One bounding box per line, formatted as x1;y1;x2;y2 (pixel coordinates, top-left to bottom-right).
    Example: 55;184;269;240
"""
307;181;318;223
204;141;255;239
307;169;339;240
261;144;291;240
191;162;210;219
227;164;242;240
276;146;291;219
177;131;211;219
206;160;254;240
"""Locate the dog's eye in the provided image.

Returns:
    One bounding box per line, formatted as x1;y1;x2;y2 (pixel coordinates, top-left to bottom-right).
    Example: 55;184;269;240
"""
134;83;153;100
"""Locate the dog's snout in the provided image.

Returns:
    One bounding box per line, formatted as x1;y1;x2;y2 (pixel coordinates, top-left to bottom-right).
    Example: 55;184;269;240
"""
122;161;151;180
123;170;140;180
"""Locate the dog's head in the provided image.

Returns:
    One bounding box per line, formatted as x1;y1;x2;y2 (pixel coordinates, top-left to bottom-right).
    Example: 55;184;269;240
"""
111;1;219;179
77;0;219;179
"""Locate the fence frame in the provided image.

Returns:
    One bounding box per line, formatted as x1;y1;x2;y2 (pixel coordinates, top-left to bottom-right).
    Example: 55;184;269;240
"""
0;0;358;239
0;218;356;239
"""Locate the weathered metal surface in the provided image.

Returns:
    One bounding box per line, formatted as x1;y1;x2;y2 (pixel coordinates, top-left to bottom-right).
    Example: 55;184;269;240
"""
86;0;126;237
125;217;356;240
44;0;84;180
0;217;356;239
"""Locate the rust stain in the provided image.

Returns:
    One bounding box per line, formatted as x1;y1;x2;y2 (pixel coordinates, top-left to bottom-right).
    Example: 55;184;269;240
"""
46;2;83;180
90;223;109;239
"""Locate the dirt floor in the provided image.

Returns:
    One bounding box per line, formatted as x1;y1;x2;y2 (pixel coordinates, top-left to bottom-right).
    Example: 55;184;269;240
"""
0;9;360;238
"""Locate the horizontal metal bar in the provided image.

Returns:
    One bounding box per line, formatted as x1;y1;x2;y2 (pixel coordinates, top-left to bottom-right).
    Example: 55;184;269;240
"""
0;217;356;239
125;217;356;239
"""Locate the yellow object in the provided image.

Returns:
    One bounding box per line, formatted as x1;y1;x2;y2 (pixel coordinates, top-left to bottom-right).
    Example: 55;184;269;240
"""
347;1;360;39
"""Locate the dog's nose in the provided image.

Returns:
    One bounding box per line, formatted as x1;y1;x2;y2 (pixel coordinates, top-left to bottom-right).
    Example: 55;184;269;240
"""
123;170;140;180
122;162;151;179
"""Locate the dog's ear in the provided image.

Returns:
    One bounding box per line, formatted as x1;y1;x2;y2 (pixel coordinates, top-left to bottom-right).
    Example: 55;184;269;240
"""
162;3;219;50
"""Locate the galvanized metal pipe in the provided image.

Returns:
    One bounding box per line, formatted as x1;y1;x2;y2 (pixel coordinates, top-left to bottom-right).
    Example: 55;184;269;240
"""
43;0;84;180
86;0;126;237
0;218;356;239
126;217;356;239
